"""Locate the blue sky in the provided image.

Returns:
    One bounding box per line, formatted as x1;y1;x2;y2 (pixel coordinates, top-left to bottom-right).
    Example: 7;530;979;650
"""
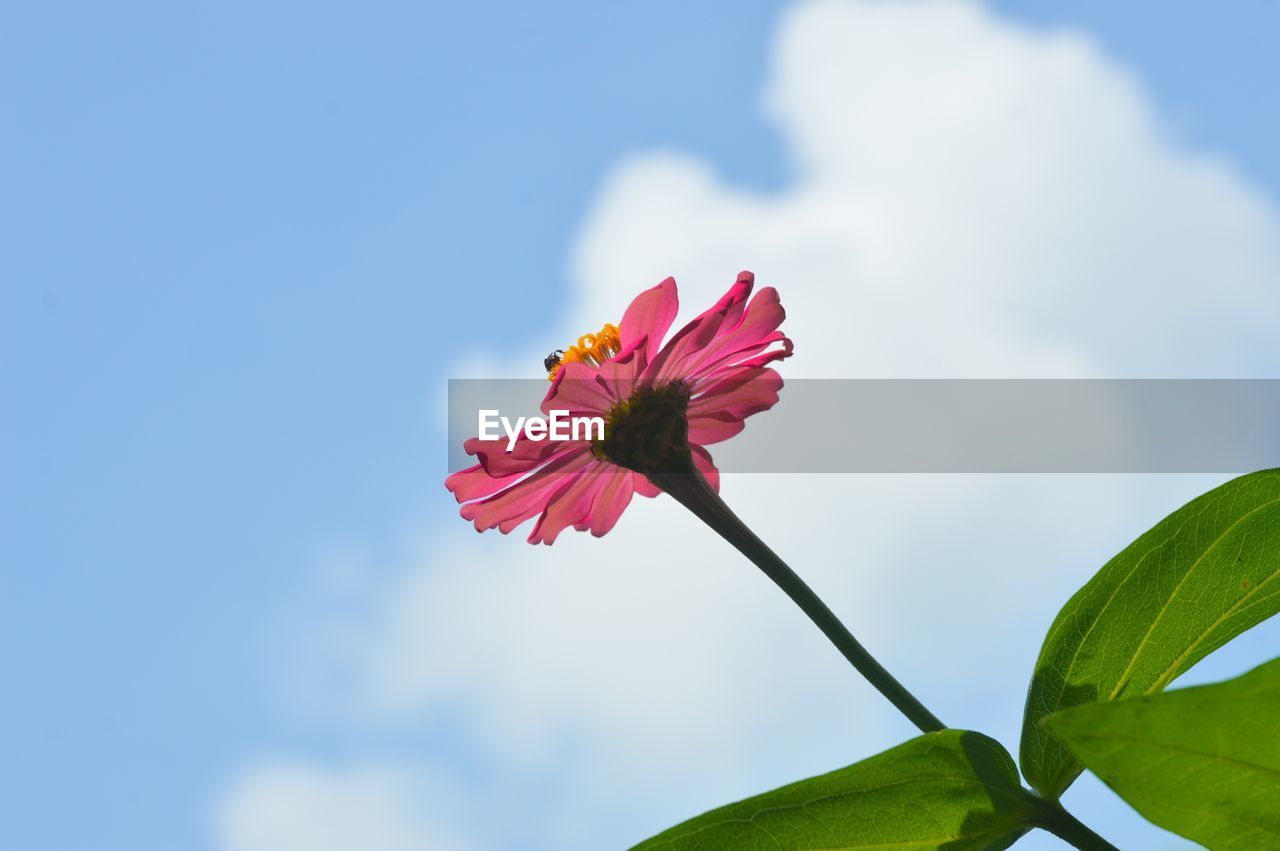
4;2;1280;849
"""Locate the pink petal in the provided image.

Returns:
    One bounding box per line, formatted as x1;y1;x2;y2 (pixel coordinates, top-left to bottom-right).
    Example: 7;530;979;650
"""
640;278;747;378
445;462;527;503
736;339;793;370
464;432;565;478
685;284;789;378
619;276;679;351
643;275;755;382
691;330;791;384
690;444;721;492
692;341;793;396
460;448;592;533
595;334;649;400
585;466;635;537
542;361;616;416
528;461;614;544
544;334;650;414
633;472;661;498
689;366;783;421
686;366;783;445
687;415;746;445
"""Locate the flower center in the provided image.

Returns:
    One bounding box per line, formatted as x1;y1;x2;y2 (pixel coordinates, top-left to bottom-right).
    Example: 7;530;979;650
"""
594;381;691;474
547;322;621;380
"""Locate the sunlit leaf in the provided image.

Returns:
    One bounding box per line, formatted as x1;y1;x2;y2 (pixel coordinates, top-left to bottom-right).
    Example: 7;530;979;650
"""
1021;469;1280;798
1044;657;1280;850
631;730;1033;850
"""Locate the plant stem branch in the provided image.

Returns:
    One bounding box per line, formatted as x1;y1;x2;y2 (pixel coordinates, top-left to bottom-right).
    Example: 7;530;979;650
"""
1025;794;1120;851
647;460;945;734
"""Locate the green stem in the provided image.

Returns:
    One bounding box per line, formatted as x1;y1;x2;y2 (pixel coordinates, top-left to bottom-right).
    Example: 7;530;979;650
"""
1025;794;1120;851
647;458;945;734
649;456;1116;850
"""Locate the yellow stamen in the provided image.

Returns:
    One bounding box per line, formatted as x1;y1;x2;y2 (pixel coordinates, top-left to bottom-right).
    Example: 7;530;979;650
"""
548;322;621;379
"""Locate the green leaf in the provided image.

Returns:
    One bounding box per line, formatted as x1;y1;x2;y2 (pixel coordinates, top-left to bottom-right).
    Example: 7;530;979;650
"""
1043;657;1280;851
630;730;1033;850
1020;469;1280;799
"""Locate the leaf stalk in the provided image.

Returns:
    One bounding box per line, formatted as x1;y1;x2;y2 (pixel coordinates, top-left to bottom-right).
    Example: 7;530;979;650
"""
1025;793;1121;851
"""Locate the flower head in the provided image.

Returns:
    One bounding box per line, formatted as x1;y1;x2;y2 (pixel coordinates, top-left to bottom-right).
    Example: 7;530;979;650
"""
445;271;792;544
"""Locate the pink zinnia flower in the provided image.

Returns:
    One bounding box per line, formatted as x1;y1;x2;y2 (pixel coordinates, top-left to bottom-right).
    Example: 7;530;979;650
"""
445;271;793;544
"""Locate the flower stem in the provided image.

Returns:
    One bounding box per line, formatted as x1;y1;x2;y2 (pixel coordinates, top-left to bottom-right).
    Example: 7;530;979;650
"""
649;458;1118;850
647;459;945;734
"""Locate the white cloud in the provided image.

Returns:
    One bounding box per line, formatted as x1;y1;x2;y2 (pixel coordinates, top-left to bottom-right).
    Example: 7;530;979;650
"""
571;0;1280;380
213;759;471;851
225;1;1280;848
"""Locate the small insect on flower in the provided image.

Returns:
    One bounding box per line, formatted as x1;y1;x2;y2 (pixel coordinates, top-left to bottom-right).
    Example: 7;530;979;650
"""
445;271;793;544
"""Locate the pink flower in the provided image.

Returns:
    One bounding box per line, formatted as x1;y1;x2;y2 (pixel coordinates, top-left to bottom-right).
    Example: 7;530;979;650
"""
445;271;792;544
